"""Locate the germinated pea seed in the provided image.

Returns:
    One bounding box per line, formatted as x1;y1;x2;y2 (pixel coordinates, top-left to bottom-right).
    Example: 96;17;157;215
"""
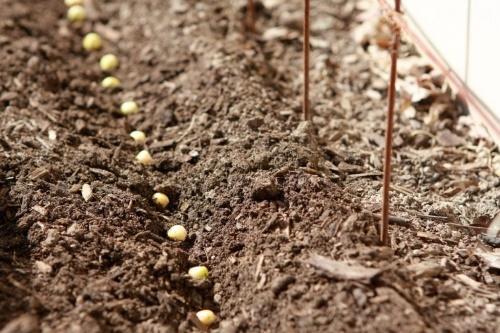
67;5;86;22
101;76;121;88
167;225;187;241
82;33;102;51
129;130;146;144
100;54;119;72
188;266;209;281
196;310;217;326
65;0;84;6
152;192;169;208
120;101;139;115
136;150;153;165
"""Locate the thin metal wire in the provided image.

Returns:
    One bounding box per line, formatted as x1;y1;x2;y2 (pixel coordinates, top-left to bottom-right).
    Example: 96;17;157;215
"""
303;0;311;121
381;0;401;245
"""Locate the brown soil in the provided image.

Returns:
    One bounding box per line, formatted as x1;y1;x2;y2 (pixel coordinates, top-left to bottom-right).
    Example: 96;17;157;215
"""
0;0;499;332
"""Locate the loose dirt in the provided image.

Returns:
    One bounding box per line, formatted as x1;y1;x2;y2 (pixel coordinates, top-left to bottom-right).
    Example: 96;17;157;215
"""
0;0;499;332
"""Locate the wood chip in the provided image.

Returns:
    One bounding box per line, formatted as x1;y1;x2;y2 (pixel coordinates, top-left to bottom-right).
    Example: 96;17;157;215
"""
48;130;57;141
35;260;52;274
416;231;441;243
454;274;482;290
407;260;443;278
81;183;93;202
307;254;382;280
31;205;47;216
337;161;365;174
29;167;49;180
262;27;296;41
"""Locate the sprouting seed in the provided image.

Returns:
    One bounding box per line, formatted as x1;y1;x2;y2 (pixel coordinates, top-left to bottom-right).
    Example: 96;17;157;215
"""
196;310;217;327
120;101;139;115
100;54;119;72
101;76;121;88
152;192;169;208
129;130;146;145
65;0;84;6
167;225;187;241
67;5;86;22
188;266;209;281
82;33;102;51
136;150;153;165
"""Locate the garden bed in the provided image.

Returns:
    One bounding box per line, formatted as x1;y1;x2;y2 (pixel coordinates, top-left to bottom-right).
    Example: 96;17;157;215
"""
0;0;499;332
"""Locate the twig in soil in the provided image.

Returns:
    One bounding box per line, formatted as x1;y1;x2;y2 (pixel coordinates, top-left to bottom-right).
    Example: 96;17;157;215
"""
370;213;410;227
303;0;311;121
414;213;450;221
446;223;488;231
254;254;264;282
347;171;383;179
178;114;197;142
380;0;402;245
134;231;165;244
247;0;256;33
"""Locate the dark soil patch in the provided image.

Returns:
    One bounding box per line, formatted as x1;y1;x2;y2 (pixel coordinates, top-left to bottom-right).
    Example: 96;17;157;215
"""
0;0;499;332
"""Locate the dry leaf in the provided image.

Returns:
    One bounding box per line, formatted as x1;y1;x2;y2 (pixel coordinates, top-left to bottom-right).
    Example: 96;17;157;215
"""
307;254;381;280
424;102;448;126
416;232;441;243
492;155;500;177
475;250;500;270
81;183;93;202
485;212;500;244
436;129;465;147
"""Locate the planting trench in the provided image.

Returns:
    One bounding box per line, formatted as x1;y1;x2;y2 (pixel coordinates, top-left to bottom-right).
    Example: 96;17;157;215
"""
0;0;499;332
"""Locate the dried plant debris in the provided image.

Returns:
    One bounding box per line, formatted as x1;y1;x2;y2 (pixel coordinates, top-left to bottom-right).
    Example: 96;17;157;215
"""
484;212;500;247
307;254;382;281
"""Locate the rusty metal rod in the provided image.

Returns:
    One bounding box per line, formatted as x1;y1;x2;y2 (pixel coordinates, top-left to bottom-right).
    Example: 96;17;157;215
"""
303;0;311;121
380;0;401;245
247;0;255;33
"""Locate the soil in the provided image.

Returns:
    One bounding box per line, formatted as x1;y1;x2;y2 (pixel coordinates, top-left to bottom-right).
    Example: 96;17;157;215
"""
0;0;499;332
